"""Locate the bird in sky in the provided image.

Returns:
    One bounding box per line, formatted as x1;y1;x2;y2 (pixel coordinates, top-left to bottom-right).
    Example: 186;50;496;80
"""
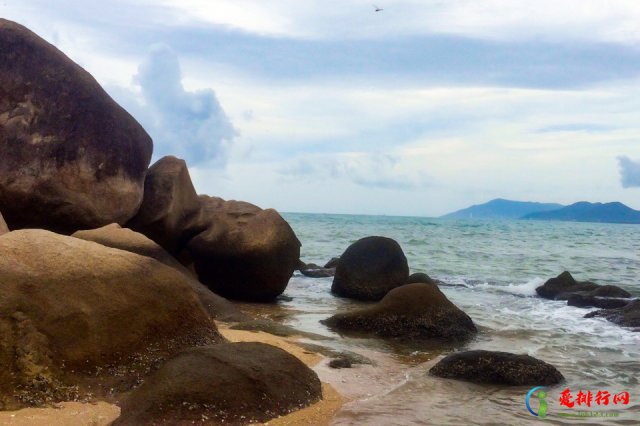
373;5;383;12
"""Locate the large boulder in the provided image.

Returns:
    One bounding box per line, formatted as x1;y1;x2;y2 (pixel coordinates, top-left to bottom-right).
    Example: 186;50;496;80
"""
0;229;222;410
536;271;630;300
127;156;203;255
72;224;247;322
331;236;409;301
114;342;322;425
0;211;7;235
322;283;477;341
429;350;564;385
187;196;301;301
0;19;152;234
585;299;640;329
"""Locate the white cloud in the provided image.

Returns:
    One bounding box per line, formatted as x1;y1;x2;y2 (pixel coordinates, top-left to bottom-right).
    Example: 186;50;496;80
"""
158;0;640;43
113;45;236;166
280;152;432;190
618;156;640;188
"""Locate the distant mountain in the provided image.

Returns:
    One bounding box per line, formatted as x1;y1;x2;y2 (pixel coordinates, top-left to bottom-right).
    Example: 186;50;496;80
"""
442;198;565;219
522;202;640;224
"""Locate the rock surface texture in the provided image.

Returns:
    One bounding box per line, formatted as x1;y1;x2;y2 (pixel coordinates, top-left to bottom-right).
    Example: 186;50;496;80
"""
72;224;247;322
114;342;322;425
429;350;564;385
331;236;409;301
0;19;152;233
0;229;221;409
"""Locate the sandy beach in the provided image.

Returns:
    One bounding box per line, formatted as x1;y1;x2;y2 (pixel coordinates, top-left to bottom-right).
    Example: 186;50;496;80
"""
0;327;344;426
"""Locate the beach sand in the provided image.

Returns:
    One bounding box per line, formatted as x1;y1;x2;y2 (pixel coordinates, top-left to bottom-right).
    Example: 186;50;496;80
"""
0;327;344;426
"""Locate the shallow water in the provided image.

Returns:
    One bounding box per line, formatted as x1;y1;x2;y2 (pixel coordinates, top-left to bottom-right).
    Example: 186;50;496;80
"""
264;214;640;424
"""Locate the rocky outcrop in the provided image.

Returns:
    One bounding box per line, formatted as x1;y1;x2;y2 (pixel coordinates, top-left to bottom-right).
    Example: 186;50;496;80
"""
322;283;476;341
0;229;222;409
127;156;204;255
114;342;322;425
429;350;564;385
0;212;8;236
187;196;301;301
536;271;631;300
585;300;640;329
331;236;409;301
0;19;152;234
72;224;247;322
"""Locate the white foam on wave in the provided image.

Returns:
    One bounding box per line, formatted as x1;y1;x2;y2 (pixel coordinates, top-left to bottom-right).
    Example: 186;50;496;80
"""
475;276;544;297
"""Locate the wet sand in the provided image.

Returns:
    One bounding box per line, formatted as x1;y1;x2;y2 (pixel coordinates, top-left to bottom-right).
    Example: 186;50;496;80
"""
0;326;345;426
0;401;120;425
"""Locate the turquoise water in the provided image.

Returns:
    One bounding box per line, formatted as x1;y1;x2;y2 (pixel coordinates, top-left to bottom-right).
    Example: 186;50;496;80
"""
270;214;640;425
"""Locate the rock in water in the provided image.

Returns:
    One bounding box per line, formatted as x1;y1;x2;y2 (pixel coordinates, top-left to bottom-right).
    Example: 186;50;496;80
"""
331;236;409;301
127;156;203;255
567;294;631;309
0;211;8;235
72;224;247;322
114;342;322;425
187;196;301;301
585;299;640;329
429;350;564;385
536;271;630;300
322;282;477;341
407;272;436;285
0;19;152;233
324;257;340;268
0;229;222;409
299;262;336;278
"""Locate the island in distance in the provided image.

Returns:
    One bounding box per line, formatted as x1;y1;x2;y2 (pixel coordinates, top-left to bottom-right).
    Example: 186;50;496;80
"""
443;199;640;224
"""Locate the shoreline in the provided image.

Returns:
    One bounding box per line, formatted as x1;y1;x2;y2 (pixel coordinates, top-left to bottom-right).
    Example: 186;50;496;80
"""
0;326;346;426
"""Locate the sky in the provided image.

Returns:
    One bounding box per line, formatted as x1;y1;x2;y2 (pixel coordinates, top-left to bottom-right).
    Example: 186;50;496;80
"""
3;0;640;216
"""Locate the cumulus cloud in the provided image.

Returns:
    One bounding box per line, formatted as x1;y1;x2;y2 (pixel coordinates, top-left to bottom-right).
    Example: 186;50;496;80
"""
281;152;431;190
122;44;236;166
618;156;640;188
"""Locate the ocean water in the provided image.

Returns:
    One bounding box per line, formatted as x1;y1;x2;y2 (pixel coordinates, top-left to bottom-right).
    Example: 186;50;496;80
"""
248;213;640;425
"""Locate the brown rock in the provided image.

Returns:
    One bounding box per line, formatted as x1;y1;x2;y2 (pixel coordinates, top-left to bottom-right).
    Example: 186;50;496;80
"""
536;271;631;300
331;236;409;301
0;229;221;409
187;196;301;301
72;224;247;322
585;299;640;329
429;350;564;385
0;211;8;235
0;19;152;234
324;257;340;269
114;342;322;425
322;283;476;341
407;272;436;285
127;156;203;254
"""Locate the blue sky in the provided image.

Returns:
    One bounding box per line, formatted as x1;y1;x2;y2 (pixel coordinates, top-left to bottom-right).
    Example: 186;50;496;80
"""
4;0;640;215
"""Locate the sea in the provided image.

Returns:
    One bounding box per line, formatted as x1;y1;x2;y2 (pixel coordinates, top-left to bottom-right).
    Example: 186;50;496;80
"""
242;213;640;425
